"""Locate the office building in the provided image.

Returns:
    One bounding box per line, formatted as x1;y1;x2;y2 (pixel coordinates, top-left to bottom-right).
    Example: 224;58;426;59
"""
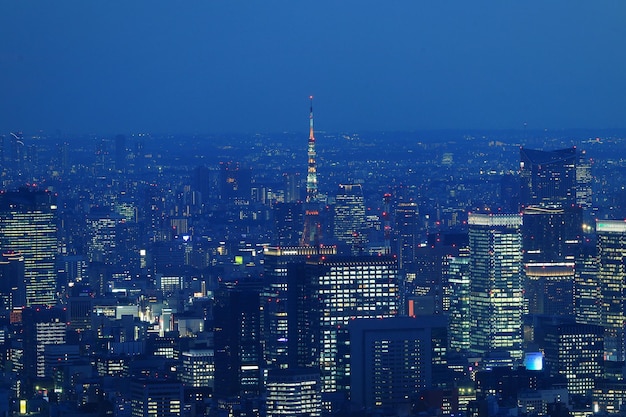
266;368;321;417
0;189;58;307
349;316;447;412
273;202;304;246
0;251;25;313
592;380;626;414
18;306;67;393
597;220;626;361
130;377;184;417
213;283;263;399
395;201;420;268
283;172;301;203
307;255;400;395
575;241;600;325
445;252;471;353
525;262;575;317
576;149;593;210
522;205;582;264
333;183;368;253
86;209;123;265
180;349;215;389
468;213;523;361
519;147;577;208
261;245;336;369
542;323;604;395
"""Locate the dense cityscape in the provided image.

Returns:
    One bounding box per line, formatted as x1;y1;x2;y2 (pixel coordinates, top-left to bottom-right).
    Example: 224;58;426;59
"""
1;107;626;417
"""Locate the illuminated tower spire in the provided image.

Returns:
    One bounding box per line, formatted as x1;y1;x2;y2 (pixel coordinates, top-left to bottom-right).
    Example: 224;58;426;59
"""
305;96;318;203
301;96;321;246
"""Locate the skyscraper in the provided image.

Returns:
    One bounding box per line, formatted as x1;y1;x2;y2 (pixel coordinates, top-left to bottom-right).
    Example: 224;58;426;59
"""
445;252;471;353
395;201;419;268
468;213;523;362
522;205;582;264
261;245;336;369
519;147;577;208
597;220;626;361
0;189;58;307
307;255;400;396
349;316;448;412
213;282;263;399
542;323;604;395
0;251;25;313
524;262;575;317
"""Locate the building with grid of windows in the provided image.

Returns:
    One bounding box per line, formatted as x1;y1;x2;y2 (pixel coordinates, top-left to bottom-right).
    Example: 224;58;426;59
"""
130;377;184;417
445;252;471;353
306;255;400;397
519;147;577;208
261;245;336;369
468;213;523;362
597;220;626;361
333;184;368;253
265;368;321;417
349;316;447;412
0;189;58;307
524;262;575;316
180;349;214;389
542;323;604;395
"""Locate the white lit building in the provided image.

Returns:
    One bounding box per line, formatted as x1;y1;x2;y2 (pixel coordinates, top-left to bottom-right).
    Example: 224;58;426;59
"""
266;368;321;417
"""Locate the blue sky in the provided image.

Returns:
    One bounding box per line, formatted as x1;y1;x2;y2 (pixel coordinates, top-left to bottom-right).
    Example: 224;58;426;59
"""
1;1;625;135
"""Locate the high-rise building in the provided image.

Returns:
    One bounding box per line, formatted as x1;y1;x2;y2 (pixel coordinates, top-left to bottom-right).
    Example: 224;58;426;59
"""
395;202;420;268
542;323;604;395
0;251;25;314
307;255;400;396
86;209;123;265
597;220;626;361
213;282;263;399
261;245;336;369
191;165;216;204
522;206;582;264
468;213;523;362
349;316;447;412
20;307;67;388
0;189;58;307
575;241;600;325
333;184;368;253
576;149;593;210
524;262;575;317
283;172;301;203
273;202;304;246
266;368;321;417
519;147;577;208
445;252;471;353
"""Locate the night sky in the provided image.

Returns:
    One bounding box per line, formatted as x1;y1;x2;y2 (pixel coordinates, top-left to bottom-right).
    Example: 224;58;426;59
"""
1;1;625;135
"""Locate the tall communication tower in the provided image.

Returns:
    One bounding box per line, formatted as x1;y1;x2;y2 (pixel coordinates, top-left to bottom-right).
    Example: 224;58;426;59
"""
305;96;318;203
301;96;321;246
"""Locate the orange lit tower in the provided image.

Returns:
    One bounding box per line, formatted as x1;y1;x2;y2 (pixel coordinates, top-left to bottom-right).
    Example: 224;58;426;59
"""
306;96;318;202
301;96;322;246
